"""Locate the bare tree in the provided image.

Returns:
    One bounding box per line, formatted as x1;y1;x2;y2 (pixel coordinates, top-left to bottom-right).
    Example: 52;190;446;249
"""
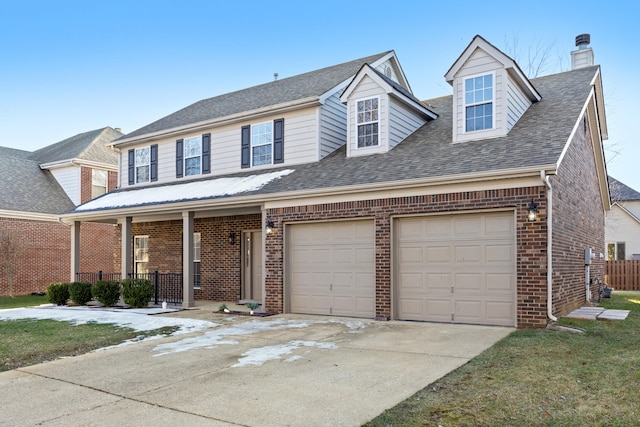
0;231;22;297
502;33;565;78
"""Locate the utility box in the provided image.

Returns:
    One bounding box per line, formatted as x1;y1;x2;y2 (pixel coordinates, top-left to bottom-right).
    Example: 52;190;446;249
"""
585;248;594;265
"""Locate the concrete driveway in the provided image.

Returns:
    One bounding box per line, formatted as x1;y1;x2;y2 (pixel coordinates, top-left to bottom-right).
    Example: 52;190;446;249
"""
1;309;512;426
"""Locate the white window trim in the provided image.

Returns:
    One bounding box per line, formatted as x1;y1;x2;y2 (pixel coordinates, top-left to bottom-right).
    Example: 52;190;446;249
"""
355;95;380;149
135;147;150;184
91;169;108;199
251;121;274;167
607;241;626;260
193;232;201;289
183;135;203;177
462;71;496;134
134;235;149;274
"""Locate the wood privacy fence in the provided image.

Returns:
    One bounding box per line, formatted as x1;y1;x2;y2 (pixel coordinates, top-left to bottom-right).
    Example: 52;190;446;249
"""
605;260;640;290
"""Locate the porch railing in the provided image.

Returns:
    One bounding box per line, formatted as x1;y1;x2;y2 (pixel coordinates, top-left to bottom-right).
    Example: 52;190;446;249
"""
75;270;184;305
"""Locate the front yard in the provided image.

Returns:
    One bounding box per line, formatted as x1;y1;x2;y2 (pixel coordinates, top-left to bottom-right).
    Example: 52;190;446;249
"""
365;291;640;426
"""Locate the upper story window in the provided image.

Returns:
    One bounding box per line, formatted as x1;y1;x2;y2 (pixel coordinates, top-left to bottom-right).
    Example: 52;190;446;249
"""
135;147;150;183
241;119;284;169
184;136;202;176
127;145;157;186
465;74;493;132
252;122;273;166
92;169;108;198
176;134;210;178
357;97;379;148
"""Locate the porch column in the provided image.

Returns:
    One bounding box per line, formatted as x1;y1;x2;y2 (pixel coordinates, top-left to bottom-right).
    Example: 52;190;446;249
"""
182;211;195;308
70;221;80;282
121;216;133;279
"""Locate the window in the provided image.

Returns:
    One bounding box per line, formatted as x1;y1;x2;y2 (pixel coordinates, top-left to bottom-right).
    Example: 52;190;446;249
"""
607;242;626;260
134;236;149;274
251;122;273;166
465;74;493;132
92;169;107;198
193;232;201;289
135;147;150;183
184;136;202;176
357;97;379;148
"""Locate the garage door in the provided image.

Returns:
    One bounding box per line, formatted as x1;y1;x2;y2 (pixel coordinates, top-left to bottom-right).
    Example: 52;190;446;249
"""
287;220;375;317
396;212;515;326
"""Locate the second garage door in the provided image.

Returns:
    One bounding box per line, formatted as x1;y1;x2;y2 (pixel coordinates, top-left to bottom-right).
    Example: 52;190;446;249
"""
396;212;516;326
287;220;375;317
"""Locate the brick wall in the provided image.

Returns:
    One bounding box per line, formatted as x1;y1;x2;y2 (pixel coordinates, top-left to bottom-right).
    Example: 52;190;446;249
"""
265;187;548;328
80;167;118;205
551;114;605;316
0;218;117;296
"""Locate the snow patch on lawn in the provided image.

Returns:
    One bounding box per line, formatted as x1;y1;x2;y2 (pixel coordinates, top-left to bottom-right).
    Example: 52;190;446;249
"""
233;341;337;367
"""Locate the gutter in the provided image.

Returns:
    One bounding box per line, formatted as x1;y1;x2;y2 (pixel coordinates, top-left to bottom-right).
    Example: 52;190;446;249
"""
542;170;558;322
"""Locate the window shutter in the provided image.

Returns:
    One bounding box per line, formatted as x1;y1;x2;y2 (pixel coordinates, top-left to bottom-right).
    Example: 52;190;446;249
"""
241;125;250;169
150;144;158;182
176;139;184;178
128;149;135;185
273;118;284;164
202;133;211;174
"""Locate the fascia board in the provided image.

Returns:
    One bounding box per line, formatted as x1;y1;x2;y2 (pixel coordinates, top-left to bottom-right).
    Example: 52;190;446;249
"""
0;209;59;222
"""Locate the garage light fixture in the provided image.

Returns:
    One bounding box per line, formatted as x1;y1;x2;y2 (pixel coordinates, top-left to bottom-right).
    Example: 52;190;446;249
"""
527;199;538;222
265;218;275;236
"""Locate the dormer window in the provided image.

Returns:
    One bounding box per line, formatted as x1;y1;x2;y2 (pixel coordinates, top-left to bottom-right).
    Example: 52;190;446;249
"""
464;74;494;132
357;97;379;147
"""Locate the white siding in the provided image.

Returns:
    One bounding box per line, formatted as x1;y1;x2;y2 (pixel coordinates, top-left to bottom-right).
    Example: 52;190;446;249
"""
119;107;320;187
346;76;388;157
605;204;640;259
319;91;347;158
374;59;399;83
388;98;426;149
51;166;80;205
505;74;532;132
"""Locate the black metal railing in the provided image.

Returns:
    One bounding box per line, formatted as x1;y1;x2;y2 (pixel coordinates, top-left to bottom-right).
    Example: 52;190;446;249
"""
76;271;122;283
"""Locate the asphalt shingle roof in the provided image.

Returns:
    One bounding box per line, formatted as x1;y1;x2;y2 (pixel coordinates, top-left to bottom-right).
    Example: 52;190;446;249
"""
609;176;640;201
121;52;392;140
30;127;122;164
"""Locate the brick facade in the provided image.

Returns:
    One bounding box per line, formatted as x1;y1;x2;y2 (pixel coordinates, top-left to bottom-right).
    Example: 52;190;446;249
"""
80;167;118;205
0;218;117;296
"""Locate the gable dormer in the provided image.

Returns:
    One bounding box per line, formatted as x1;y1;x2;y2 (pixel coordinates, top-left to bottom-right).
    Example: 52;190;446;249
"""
445;35;541;143
341;60;437;157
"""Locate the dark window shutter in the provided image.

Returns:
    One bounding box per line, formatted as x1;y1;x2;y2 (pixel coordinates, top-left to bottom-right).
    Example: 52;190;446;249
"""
128;149;135;185
273;118;284;164
176;139;184;178
202;133;211;174
241;125;250;169
150;144;158;182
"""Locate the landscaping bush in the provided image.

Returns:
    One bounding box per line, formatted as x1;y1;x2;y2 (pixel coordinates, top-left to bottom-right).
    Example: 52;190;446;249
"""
92;280;120;307
46;283;69;306
121;278;153;308
68;282;93;305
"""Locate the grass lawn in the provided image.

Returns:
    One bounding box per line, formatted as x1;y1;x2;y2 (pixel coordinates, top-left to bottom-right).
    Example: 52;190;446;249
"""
0;294;178;372
365;291;640;427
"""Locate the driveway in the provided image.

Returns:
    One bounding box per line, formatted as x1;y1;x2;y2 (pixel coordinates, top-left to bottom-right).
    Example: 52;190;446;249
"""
0;308;512;426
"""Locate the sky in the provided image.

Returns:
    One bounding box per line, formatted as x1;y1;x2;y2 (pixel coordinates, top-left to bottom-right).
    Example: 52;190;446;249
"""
1;0;638;190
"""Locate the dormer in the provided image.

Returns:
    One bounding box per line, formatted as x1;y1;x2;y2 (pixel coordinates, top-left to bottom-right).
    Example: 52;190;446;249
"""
445;35;541;143
341;60;437;157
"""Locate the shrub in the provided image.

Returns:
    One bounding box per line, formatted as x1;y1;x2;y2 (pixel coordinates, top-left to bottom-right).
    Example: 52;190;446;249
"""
121;279;153;308
68;282;93;305
46;283;69;306
92;280;120;307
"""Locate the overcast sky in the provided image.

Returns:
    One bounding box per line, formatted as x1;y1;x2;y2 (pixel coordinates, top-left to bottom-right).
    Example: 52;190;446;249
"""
1;0;637;190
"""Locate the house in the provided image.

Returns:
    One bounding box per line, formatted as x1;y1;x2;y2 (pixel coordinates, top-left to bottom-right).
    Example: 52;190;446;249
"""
61;34;609;328
0;127;122;296
606;176;640;260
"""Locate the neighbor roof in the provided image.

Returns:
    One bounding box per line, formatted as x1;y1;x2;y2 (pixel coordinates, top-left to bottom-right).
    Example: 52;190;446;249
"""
120;52;392;141
29;127;122;165
609;176;640;201
69;65;600;214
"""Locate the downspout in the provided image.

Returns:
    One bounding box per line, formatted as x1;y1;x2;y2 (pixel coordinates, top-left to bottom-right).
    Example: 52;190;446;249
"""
542;171;558;322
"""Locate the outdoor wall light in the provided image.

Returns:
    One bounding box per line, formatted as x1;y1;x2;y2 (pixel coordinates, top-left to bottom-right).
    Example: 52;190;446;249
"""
527;199;539;222
265;219;275;236
229;232;236;245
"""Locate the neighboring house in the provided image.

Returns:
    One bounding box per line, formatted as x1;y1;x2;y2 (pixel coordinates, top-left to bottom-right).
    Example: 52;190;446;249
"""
62;34;609;328
606;176;640;260
0;127;123;296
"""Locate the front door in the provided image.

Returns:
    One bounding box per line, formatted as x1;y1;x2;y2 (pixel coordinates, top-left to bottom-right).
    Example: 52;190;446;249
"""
243;231;262;302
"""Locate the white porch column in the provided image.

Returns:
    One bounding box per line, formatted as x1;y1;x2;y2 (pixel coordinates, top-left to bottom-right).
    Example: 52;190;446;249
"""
70;221;81;282
121;216;133;279
182;211;195;308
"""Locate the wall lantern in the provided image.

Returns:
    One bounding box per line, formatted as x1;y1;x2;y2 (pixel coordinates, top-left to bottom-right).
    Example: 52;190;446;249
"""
265;219;275;236
527;199;539;222
228;232;236;245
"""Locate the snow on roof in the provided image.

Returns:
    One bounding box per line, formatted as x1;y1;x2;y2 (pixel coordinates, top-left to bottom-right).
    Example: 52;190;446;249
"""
76;169;294;211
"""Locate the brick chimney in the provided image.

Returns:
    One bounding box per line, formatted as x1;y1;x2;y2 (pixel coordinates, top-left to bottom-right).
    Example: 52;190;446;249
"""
571;34;594;70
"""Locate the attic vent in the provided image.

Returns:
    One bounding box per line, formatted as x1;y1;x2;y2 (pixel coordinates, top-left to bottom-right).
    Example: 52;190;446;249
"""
384;66;392;78
575;34;591;48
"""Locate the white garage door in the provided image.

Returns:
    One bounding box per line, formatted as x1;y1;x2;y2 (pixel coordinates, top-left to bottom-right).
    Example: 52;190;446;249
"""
287;220;375;317
396;212;515;326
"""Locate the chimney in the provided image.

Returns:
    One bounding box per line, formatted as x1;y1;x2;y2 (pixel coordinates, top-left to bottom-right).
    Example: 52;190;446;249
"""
571;33;594;70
